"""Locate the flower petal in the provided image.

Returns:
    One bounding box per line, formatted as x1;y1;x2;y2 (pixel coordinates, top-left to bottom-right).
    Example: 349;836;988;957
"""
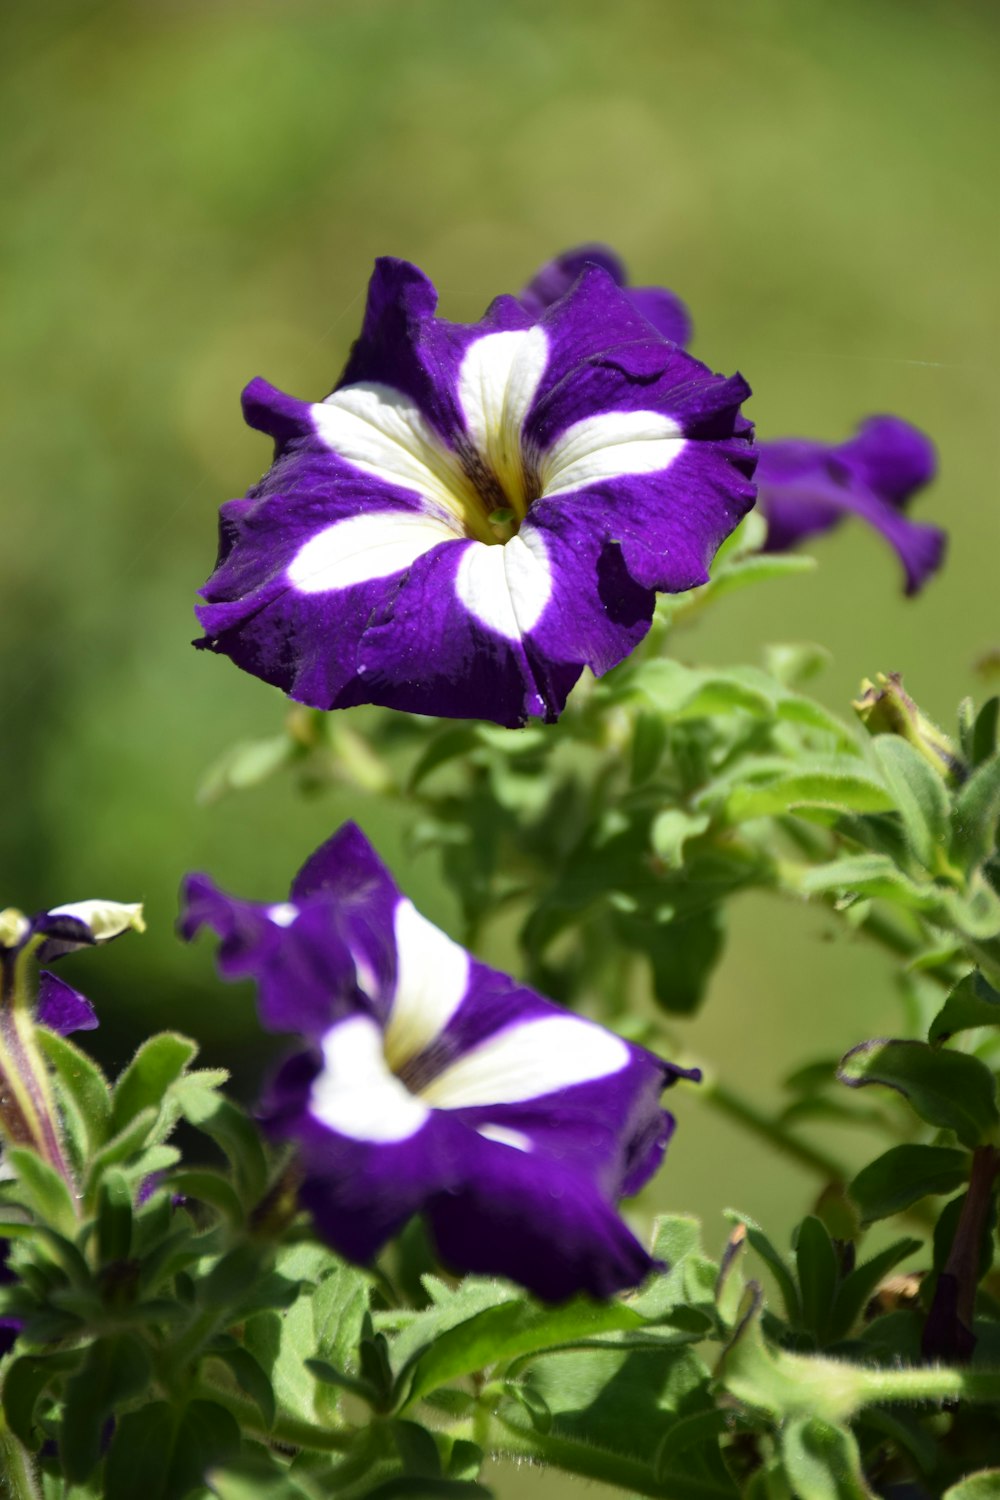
518;244;692;347
311;1016;430;1142
425;1126;656;1301
758;417;943;595
36;972;98;1035
180;873;362;1037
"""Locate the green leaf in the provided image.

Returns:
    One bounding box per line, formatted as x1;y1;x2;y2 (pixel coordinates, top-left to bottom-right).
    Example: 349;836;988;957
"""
653;1409;730;1479
206;1458;318;1500
2;1350;82;1448
408;726;480;790
944;1472;1000;1500
175;1086;268;1202
105;1400;241;1500
828;1238;923;1341
780;1418;875;1500
616;904;726;1016
973;699;1000;767
36;1028;111;1161
207;1337;276;1428
400;1298;643;1408
929;970;1000;1044
84;1107;159;1198
62;1335;152;1482
723;761;892;822
96;1169;133;1262
632;1216;706;1321
794;1217;839;1344
631;711;669;784
112;1033;198;1134
799;854;938;913
951;750;1000;871
849;1144;969;1223
165;1168;245;1225
650;809;710;869
198;734;296;805
838;1038;1000;1148
6;1147;78;1238
871;736;951;871
724;1212;801;1325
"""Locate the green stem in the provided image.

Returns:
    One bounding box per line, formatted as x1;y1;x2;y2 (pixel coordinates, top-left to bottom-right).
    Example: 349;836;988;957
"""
701;1077;848;1184
851;1361;1000;1408
487;1407;735;1500
0;1414;42;1500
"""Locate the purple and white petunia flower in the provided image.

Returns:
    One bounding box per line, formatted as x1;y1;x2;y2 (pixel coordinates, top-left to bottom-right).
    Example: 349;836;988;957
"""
516;244;693;348
757;416;943;595
195;256;754;727
0;899;146;1035
181;823;699;1302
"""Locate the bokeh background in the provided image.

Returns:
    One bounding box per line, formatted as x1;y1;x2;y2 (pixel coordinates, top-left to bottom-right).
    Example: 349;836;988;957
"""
2;0;998;1442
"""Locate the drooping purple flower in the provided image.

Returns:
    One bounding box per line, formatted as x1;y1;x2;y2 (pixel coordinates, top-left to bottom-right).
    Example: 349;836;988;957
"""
0;900;146;1036
757;416;943;594
195;256;754;728
517;244;693;348
181;823;699;1302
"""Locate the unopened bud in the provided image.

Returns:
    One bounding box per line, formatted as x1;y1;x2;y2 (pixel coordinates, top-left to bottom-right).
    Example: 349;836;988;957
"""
853;672;964;783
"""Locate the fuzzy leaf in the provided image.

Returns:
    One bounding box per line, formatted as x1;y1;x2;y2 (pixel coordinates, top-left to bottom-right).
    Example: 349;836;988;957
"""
849;1144;969;1224
828;1239;923;1341
951;751;1000;871
112;1033;198;1134
871;737;951;871
780;1418;875;1499
838;1039;1000;1148
105;1400;241;1500
400;1298;643;1408
929;971;1000;1044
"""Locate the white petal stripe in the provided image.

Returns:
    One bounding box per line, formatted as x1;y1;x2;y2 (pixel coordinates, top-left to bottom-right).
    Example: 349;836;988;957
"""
476;1124;533;1153
419;1013;630;1110
539;410;686;498
312;384;474;522
287;510;455;594
383;900;470;1073
457;329;549;513
310;1016;429;1143
454;531;551;641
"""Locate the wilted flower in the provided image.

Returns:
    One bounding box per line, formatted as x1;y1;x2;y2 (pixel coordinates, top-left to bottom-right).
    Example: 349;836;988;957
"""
181;823;699;1301
0;899;144;1178
517;244;693;347
195;256;754;727
757;416;943;594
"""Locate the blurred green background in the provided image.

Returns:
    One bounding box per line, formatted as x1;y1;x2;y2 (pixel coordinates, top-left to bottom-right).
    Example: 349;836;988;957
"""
2;0;998;1377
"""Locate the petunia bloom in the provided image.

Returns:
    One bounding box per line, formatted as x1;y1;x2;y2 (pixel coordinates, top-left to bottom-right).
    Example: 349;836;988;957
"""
181;823;699;1302
195;256;754;727
517;244;693;348
757;416;943;595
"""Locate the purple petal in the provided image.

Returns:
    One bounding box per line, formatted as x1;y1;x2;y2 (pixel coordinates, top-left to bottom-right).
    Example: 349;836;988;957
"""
758;417;943;595
518;245;692;346
179;870;365;1037
36;972;99;1035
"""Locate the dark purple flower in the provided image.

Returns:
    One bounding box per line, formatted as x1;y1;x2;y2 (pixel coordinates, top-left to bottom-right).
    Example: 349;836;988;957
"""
517;244;693;348
757;416;943;595
181;823;699;1302
195;256;754;728
0;900;146;1036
